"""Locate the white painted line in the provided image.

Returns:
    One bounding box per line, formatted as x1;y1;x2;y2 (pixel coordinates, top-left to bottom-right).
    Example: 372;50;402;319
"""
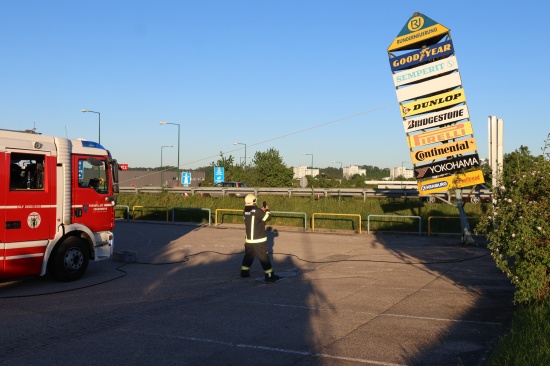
263;302;502;326
117;328;406;366
380;313;502;326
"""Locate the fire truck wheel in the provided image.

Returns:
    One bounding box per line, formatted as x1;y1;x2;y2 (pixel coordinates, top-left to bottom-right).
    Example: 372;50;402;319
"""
50;237;90;282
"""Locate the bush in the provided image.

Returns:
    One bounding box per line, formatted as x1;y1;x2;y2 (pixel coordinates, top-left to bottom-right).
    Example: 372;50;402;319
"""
476;136;550;303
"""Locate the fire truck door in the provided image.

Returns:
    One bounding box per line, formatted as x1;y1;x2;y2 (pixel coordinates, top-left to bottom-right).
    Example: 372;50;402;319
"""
3;153;54;243
72;155;114;232
2;152;54;278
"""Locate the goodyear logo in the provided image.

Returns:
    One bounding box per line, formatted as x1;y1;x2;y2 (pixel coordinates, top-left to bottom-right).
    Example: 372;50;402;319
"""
390;40;454;72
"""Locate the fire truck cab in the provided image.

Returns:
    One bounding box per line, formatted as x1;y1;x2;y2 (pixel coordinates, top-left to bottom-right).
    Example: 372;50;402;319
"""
1;129;119;281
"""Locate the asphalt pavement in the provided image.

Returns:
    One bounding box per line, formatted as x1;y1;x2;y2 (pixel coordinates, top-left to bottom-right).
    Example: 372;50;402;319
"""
0;221;515;365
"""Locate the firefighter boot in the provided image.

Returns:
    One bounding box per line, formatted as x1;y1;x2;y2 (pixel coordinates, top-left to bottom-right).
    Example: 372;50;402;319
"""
265;272;280;283
240;269;250;278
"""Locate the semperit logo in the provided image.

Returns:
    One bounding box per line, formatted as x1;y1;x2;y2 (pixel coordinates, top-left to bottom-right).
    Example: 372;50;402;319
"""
408;16;424;32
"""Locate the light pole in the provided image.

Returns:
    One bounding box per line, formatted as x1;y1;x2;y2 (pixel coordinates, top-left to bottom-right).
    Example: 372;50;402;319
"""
159;122;180;186
81;109;101;144
332;161;343;180
233;142;247;168
160;145;173;186
302;153;313;176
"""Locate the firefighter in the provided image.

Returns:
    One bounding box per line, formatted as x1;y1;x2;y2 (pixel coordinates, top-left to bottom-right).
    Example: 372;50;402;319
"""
240;194;280;282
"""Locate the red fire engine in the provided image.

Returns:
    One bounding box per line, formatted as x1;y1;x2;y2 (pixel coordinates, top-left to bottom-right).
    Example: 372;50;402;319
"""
1;129;120;281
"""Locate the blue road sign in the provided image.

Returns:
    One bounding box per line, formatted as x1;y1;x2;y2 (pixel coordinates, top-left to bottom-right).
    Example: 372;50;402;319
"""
181;172;191;187
214;167;224;184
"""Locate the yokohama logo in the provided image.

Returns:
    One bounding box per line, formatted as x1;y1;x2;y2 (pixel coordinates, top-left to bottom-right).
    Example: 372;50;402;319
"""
414;154;480;179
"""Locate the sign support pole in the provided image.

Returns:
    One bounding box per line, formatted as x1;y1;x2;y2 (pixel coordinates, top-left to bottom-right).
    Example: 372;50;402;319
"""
455;189;476;245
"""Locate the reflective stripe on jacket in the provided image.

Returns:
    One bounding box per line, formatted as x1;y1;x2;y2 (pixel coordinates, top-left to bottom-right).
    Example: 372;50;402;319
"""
244;205;271;244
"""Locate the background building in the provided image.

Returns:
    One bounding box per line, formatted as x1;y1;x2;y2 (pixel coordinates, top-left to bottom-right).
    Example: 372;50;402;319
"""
389;166;414;179
343;165;366;179
293;165;319;179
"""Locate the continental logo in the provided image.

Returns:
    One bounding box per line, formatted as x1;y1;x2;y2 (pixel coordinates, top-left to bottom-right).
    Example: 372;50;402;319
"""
410;138;477;164
414;154;480;179
403;105;469;133
417;169;485;195
408;122;473;148
390;40;454;72
401;88;466;118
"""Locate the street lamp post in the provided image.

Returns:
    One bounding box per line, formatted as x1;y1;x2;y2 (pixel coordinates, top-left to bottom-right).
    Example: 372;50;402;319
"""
160;145;173;186
233;142;247;168
81;109;101;144
159;122;181;186
302;153;313;176
332;161;343;180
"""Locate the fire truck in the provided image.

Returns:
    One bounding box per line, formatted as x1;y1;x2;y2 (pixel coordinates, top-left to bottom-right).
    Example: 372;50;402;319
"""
1;129;120;281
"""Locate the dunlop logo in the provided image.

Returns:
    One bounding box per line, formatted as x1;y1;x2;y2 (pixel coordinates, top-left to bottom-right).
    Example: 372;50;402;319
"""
401;88;466;118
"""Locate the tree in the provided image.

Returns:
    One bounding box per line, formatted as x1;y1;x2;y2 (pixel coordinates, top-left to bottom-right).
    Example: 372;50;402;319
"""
248;148;294;187
476;135;550;303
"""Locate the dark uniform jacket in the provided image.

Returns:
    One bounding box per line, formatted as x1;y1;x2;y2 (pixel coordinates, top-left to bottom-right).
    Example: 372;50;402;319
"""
244;205;271;244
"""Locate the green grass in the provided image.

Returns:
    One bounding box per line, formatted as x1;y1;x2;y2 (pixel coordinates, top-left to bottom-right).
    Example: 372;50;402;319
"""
114;193;489;235
487;299;550;365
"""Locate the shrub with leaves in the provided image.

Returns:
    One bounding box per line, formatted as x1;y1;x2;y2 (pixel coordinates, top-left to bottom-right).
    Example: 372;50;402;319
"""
476;135;550;303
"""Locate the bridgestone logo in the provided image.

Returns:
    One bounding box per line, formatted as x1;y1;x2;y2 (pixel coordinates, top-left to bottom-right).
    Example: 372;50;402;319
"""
407;108;465;130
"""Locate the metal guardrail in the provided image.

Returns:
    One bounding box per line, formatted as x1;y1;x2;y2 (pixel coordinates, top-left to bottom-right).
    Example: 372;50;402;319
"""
132;205;169;221
118;186;421;200
172;207;212;226
214;209;242;226
270;211;308;231
312;213;362;234
367;214;421;236
114;205;130;220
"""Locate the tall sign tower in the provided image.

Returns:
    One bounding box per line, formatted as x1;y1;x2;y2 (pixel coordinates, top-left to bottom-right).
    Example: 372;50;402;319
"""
388;13;484;243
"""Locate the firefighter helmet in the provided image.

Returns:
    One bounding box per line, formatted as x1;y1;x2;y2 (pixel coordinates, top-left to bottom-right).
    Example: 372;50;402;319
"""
244;194;257;206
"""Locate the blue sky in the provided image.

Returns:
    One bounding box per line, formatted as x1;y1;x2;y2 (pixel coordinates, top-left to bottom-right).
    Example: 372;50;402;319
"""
1;1;547;171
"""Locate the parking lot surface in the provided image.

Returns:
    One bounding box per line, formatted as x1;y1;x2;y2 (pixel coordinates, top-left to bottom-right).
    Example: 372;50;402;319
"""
0;221;515;365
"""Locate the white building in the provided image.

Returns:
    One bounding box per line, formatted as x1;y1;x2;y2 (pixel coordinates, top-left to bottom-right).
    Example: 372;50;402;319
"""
390;166;414;179
343;165;366;179
293;165;319;179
